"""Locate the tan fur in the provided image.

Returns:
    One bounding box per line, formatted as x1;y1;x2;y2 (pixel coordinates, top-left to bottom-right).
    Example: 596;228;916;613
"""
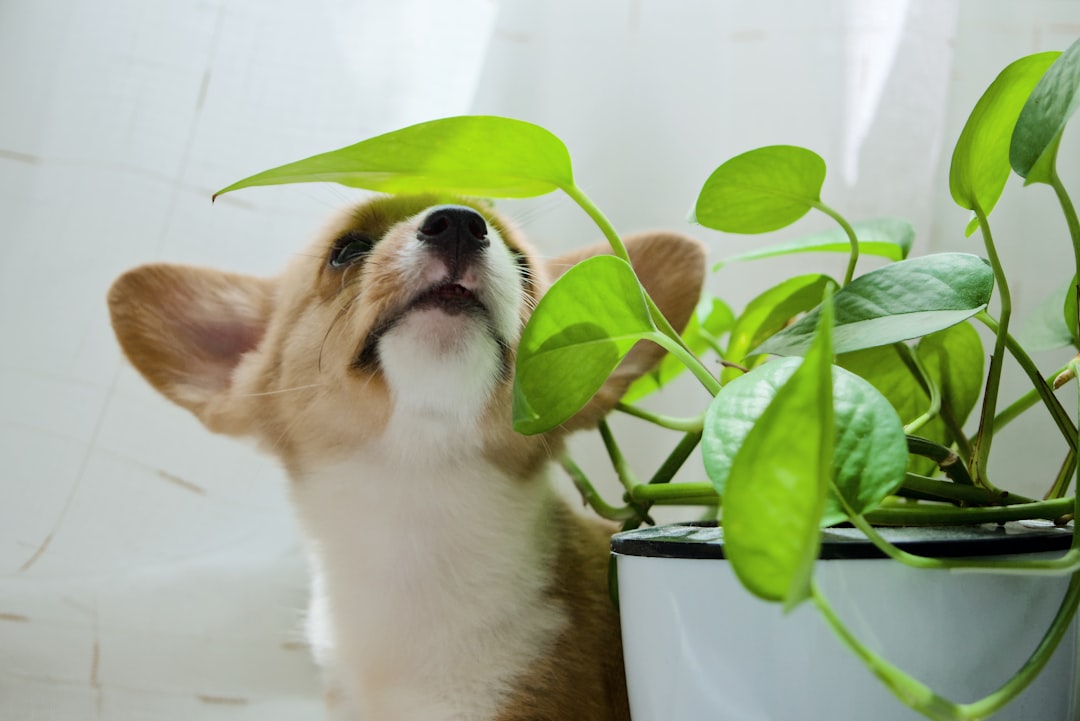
493;506;630;721
107;195;705;721
107;265;275;421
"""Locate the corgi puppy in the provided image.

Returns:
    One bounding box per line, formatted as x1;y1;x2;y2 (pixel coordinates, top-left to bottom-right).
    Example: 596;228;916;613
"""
107;194;705;721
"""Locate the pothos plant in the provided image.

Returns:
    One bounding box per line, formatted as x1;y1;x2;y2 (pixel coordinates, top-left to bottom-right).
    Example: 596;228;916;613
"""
214;40;1080;721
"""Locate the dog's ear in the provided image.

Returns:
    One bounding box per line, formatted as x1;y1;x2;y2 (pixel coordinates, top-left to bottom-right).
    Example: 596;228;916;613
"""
108;264;274;433
544;232;706;432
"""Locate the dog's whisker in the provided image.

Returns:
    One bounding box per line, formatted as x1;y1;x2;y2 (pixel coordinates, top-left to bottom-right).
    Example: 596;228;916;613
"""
292;251;330;261
319;302;354;373
238;382;326;398
498;194;570;232
270;396;321;451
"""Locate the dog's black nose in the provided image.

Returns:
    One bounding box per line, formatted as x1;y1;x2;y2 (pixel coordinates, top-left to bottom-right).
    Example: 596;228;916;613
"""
418;206;490;263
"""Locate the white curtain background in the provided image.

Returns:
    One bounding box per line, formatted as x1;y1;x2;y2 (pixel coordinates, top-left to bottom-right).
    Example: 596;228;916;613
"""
2;1;1078;718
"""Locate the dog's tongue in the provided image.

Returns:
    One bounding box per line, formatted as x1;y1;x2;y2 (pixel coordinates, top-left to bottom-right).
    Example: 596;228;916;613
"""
413;282;483;315
434;283;472;299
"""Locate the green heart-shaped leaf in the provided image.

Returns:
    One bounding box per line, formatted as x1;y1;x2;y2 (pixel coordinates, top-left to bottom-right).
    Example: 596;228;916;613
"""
917;323;985;432
713;217;914;269
725;274;838;368
837;324;983;476
1011;37;1080;184
837;344;938;476
692;145;826;234
512;256;657;434
215;116;573;200
706;356;907;531
950;52;1060;230
755;254;993;356
717;294;835;608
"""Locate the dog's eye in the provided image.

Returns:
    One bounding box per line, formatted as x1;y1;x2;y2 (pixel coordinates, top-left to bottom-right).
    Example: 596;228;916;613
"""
329;232;375;269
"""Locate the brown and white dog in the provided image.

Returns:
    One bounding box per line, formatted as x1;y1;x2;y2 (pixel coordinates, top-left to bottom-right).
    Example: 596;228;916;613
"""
107;194;705;721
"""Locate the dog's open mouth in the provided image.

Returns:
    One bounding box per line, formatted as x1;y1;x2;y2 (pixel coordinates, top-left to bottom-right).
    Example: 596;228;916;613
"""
353;282;494;371
409;282;486;315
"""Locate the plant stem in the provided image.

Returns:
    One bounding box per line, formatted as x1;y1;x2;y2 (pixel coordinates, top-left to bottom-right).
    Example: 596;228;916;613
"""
645;430;703;486
993;361;1070;433
850;501;1080;575
977;312;1078;452
1046;449;1077;500
960;570;1080;719
1049;168;1080;340
651;330;723;396
906;436;974;486
561;183;631;263
625;484;1071;539
894;344;942;435
636;494;721;507
864;497;1074;527
893;348;973;462
628;481;717;505
621;431;704;531
816;479;1080;716
815;569;1080;721
938;404;974;465
812;200;861;285
558;455;640;522
969;207;1009;491
1069;358;1079;551
615;402;705;432
598;418;640;494
833;401;1078;579
898;473;1031;506
810;583;967;721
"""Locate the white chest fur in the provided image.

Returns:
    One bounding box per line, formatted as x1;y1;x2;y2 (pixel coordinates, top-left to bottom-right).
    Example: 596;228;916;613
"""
289;415;565;721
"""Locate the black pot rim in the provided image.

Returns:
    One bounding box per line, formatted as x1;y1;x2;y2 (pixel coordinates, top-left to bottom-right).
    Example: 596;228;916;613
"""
611;521;1075;560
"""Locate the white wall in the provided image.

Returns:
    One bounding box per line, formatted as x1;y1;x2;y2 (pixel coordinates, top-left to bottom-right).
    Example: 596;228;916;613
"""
2;1;1078;718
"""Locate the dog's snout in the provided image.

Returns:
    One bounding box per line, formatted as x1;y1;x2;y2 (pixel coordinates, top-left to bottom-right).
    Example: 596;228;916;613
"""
418;206;490;262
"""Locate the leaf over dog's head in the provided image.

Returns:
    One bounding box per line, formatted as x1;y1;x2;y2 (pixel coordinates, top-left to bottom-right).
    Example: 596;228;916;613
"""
526;230;707;434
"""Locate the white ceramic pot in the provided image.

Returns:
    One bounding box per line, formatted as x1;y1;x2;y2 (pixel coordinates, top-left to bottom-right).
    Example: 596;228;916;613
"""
612;522;1079;721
